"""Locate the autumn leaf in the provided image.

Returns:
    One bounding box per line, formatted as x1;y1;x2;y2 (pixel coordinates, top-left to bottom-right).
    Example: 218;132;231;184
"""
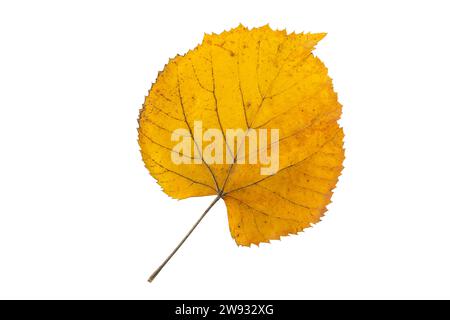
138;25;344;281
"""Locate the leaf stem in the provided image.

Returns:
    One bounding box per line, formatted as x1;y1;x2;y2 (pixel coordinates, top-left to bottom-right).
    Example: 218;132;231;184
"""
148;193;223;283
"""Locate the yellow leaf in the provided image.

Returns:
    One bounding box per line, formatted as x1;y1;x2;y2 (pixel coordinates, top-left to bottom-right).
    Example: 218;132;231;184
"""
139;25;344;280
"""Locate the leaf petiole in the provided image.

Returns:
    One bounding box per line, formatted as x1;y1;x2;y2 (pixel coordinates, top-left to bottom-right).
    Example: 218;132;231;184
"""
148;193;223;283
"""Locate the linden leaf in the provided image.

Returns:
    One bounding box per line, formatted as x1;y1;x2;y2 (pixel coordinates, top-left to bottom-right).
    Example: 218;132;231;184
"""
138;25;344;281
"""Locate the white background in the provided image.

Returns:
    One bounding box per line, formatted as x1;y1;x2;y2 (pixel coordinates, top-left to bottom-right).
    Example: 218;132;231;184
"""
1;0;449;300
